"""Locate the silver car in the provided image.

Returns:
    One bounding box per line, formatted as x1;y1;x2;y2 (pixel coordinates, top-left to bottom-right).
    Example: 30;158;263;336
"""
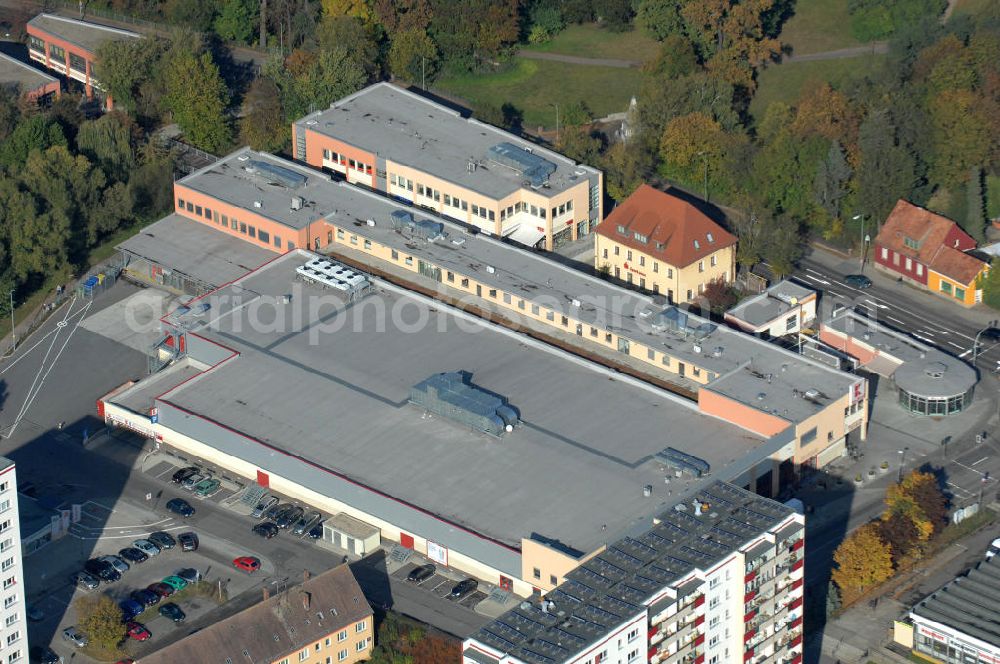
251;495;278;519
99;555;130;574
62;626;88;647
133;539;161;557
293;511;323;536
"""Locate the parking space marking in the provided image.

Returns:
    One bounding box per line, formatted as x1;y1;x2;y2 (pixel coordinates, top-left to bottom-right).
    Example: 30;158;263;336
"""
972;456;990;466
947;482;973;498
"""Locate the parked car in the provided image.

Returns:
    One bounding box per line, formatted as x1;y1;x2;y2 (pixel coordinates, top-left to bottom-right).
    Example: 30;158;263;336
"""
181;473;206;490
161;575;188;591
987;537;1000;559
72;571;100;590
97;566;121;583
843;274;872;289
262;502;287;521
293;511;323;536
178;532;199;551
251;495;278;518
29;647;58;664
62;626;88;647
99;555;130;574
118;599;144;622
232;556;261;573
126;622;151;641
449;578;478;600
147;582;176;598
132;539;161;557
194;478;221;497
166;498;195;517
407;564;436;584
307;523;324;540
253;522;279;539
83;558;111;576
171;467;198;484
176;568;202;584
276;506;304;529
130;589;160;607
118;547;148;564
148;531;176;550
158;602;186;623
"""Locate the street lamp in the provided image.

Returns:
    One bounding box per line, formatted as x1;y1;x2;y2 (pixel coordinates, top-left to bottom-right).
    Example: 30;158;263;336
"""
897;447;909;482
972;320;999;366
852;214;870;270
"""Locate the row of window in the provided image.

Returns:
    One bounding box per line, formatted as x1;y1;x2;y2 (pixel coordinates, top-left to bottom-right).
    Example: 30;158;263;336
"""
881;247;925;277
603;246;718;272
178;198;296;251
322;150;372;175
530;567;558;585
939;280;967;301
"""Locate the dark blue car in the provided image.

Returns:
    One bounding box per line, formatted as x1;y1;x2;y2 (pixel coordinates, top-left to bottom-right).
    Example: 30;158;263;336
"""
166;498;195;517
119;599;143;622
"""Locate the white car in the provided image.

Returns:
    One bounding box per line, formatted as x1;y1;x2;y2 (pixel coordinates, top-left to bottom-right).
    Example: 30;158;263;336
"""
987;538;1000;559
133;539;161;557
62;626;88;647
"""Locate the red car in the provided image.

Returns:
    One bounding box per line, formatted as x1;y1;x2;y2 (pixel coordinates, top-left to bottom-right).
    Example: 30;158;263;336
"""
126;622;151;641
232;556;261;573
147;582;176;598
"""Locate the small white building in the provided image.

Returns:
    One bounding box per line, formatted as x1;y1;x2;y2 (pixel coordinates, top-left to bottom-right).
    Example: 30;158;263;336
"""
725;281;817;338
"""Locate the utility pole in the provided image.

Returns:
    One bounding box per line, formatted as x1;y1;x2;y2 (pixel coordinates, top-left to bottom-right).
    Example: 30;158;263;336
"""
852;214;870;270
973;321;998;366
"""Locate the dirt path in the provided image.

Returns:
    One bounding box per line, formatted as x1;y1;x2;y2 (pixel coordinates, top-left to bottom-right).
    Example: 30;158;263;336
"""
783;42;889;62
516;49;641;68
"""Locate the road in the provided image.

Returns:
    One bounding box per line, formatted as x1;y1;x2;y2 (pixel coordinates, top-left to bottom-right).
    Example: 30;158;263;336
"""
787;248;1000;372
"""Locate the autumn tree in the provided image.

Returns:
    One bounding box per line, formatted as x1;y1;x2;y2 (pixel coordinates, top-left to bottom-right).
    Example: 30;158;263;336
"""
75;595;125;650
389;28;439;83
239;78;287;152
681;0;781;90
701;277;737;312
602;142;652;202
831;522;894;604
659;111;743;197
894;470;948;536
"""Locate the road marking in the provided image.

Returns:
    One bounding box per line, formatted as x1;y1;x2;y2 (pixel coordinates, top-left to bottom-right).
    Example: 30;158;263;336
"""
826;290;845;298
865;299;887;310
948;341;965;350
972;456;990;466
948;481;973;497
959;349;972;358
887;316;906;325
954;460;989;477
913;333;935;344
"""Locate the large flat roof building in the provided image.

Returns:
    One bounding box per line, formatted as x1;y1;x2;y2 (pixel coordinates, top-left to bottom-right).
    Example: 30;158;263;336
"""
292;82;603;250
0;51;59;102
102;249;794;596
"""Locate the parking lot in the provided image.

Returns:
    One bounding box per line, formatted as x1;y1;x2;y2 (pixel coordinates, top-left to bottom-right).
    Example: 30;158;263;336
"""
392;563;489;610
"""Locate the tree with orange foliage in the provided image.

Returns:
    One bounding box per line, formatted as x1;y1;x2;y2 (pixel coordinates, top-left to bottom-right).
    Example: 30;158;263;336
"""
831;522;894;604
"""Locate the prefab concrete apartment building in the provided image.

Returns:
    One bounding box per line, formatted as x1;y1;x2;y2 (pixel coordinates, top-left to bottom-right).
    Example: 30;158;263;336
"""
103;139;862;599
0;459;29;664
292;83;603;250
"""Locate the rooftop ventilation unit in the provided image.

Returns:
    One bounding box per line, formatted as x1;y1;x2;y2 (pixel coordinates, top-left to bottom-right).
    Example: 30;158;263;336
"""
650;307;717;339
295;256;371;300
246;159;308;189
654;447;710;478
390;210;445;241
486;142;556;187
410;371;519;437
291;196;303;210
253;200;263;208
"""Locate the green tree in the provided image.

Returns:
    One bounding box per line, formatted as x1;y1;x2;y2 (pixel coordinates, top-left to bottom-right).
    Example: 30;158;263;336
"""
162;49;232;153
557;127;604;165
825;580;842;617
94;37;163;115
0;88;20;142
635;0;685;41
314;15;381;78
0;175;70;281
283;46;368;119
848;0;947;41
0;115;67;171
388;28;439;84
645;34;699;78
602;142;651;201
856;110;919;225
165;0;219;31
528;3;565;43
76;113;136;183
128;145;175;219
964;167;986;244
980;259;1000;310
758;215;803;278
75;595;125;651
813;141;852;221
594;0;634;32
928;88;991;188
240;78;288;152
214;0;259;43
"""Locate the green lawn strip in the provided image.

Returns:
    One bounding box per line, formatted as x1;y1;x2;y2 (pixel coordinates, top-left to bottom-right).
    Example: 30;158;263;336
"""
522;23;660;62
951;0;995;19
435;58;643;128
778;0;865;56
750;54;886;120
133;581;226;624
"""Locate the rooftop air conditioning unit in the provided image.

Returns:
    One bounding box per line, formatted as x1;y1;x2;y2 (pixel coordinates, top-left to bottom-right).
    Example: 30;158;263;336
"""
291;196;303;210
693;344;702;354
366;218;375;227
571;298;581;307
486;265;496;274
253;200;263;209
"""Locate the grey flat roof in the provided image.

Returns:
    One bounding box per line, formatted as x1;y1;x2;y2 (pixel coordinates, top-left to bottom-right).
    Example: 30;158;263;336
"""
295;180;858;424
27;14;140;54
726;280;815;328
295;82;600;201
826;311;976;398
112;251;778;574
177;148;344;231
913;555;1000;649
0;51;57;94
19;494;57;537
470;482;800;664
118;213;275;289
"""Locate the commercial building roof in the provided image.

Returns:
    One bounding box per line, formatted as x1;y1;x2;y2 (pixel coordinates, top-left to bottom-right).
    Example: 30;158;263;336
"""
26;14;140;54
468;482;798;664
110;250;784;574
137;565;371;664
725;280;816;330
0;51;57;95
117;213;275;290
594;185;737;268
294;82;601;201
876;199;987;285
824;311;976;398
176;148;343;231
912;554;1000;649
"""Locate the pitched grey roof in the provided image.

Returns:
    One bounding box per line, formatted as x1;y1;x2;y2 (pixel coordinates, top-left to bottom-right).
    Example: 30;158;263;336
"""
912;555;1000;649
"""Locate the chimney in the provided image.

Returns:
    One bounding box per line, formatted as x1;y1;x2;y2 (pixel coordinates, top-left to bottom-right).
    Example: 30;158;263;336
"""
301;591;311;610
263;588;270;601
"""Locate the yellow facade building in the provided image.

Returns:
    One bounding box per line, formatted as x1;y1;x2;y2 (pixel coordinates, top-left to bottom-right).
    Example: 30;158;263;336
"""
594;185;737;303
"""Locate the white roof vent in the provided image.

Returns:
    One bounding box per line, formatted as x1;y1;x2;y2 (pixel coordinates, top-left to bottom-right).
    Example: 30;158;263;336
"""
804;389;820;399
237;155;250;162
253;200;263;208
366;218;375;226
571;298;581;307
486;265;495;274
693;344;702;354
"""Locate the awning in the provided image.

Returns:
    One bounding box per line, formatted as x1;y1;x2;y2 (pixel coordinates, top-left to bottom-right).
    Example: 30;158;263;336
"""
504;223;546;248
863;354;902;377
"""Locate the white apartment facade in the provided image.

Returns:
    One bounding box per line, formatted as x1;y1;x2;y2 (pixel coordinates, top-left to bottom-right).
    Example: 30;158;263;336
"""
0;460;27;664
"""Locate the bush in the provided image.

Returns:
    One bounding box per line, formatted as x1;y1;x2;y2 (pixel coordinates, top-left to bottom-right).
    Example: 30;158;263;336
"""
848;0;948;41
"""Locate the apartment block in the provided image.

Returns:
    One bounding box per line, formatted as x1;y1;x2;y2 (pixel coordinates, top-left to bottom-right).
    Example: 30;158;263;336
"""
292;82;603;250
464;482;804;664
0;460;27;664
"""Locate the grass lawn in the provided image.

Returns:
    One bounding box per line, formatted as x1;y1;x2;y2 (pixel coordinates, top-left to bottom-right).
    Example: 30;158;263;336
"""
435;58;643;129
522;23;660;63
778;0;865;55
750;54;886;120
952;0;995;19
